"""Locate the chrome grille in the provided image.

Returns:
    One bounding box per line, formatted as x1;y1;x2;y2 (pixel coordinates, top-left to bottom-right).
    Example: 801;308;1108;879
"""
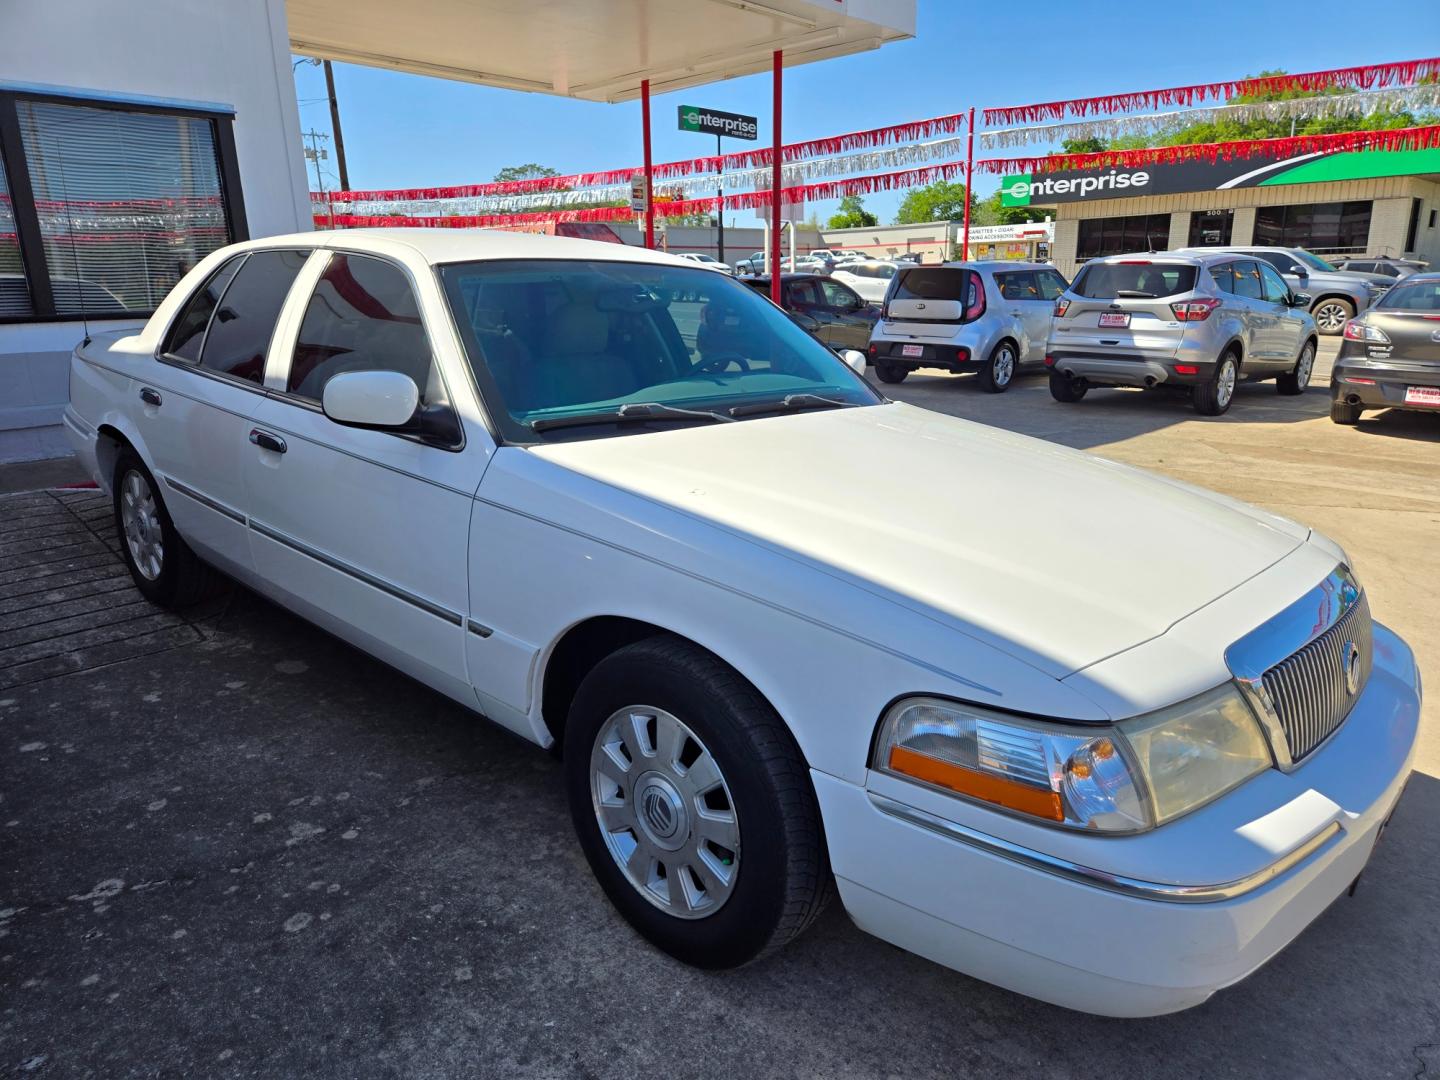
1261;592;1372;763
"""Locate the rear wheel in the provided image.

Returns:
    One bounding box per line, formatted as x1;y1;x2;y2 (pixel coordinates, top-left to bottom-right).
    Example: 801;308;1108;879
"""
112;449;225;608
1277;340;1316;395
1331;400;1362;425
1193;353;1238;416
874;362;909;384
1048;371;1088;403
979;341;1017;394
564;636;830;969
1311;297;1354;336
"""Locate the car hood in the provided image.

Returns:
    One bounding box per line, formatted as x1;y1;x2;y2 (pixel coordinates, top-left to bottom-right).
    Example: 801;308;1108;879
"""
527;402;1308;676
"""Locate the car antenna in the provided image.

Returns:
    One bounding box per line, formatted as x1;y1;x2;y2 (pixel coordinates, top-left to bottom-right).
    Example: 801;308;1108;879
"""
54;149;91;347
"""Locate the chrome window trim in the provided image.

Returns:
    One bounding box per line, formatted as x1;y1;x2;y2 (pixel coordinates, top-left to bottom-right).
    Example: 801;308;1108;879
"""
1225;564;1366;771
870;793;1343;904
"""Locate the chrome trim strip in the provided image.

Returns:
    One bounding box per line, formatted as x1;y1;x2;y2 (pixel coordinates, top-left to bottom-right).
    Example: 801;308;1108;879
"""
869;793;1344;904
248;518;464;627
161;475;247;526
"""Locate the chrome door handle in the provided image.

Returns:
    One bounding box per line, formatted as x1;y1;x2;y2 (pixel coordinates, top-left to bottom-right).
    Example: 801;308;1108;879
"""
248;429;287;454
139;387;162;407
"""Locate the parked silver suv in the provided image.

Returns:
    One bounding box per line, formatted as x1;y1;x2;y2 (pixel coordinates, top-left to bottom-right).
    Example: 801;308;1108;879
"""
867;261;1068;392
1180;246;1390;335
1046;251;1318;416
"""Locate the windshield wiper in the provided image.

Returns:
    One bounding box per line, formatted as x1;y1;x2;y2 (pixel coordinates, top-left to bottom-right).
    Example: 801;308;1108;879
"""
530;401;736;433
728;393;855;418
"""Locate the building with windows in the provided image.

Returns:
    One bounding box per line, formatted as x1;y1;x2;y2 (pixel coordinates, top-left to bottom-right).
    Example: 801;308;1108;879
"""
1;0;914;441
997;149;1440;279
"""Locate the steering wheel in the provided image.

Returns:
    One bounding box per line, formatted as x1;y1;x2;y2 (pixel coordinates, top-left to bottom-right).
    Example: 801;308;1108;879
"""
692;351;751;375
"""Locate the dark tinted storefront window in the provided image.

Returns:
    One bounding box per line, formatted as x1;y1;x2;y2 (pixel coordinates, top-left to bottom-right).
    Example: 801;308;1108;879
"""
1253;201;1371;254
1076;214;1171;260
1188;209;1234;247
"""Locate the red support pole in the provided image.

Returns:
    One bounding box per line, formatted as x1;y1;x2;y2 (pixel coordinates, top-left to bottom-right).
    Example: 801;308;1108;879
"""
642;79;655;250
770;50;782;305
961;106;975;262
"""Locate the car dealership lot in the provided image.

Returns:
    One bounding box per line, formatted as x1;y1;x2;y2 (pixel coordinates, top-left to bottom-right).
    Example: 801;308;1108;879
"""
3;338;1438;1078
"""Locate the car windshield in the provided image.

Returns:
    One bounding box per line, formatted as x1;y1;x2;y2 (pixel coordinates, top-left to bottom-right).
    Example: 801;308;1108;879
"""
1374;279;1440;311
439;259;880;441
1294;250;1338;273
1073;262;1197;298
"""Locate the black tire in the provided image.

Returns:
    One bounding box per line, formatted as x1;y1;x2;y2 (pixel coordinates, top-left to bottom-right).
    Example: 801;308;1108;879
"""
1331;400;1362;425
1310;296;1354;336
874;361;908;384
112;448;225;608
1277;339;1316;396
1193;352;1239;416
978;340;1018;394
564;635;831;969
1048;371;1088;403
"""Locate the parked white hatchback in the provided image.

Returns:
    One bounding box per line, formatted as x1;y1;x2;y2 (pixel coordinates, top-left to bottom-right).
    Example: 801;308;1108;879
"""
65;229;1421;1017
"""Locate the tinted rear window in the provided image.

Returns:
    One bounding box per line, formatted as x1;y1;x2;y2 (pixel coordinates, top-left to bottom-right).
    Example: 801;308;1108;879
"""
892;268;973;302
1073;262;1197;299
1376;280;1440;311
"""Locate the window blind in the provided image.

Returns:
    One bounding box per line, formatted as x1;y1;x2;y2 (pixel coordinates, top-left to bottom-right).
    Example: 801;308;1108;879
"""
16;100;230;315
0;153;31;316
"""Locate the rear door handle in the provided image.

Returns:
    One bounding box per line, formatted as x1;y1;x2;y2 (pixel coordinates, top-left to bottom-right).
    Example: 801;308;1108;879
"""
139;387;162;407
249;429;287;454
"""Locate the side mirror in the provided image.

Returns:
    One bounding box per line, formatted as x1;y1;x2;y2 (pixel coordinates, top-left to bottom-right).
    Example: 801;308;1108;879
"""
1290;291;1313;308
1290;265;1308;278
840;349;867;375
322;370;420;429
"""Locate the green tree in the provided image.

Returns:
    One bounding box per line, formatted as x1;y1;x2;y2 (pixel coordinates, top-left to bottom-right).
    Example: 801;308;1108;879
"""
827;195;878;229
893;179;971;224
492;163;560;182
972;189;1051;227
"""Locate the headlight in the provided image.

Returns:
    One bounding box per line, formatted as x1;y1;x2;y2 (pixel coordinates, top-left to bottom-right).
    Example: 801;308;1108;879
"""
872;686;1272;833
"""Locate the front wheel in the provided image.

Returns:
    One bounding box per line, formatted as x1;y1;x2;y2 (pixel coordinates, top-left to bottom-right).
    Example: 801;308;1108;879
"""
565;636;830;969
979;341;1017;393
1048;371;1088;403
1277;340;1316;395
1311;297;1354;336
1193;353;1238;416
873;361;909;384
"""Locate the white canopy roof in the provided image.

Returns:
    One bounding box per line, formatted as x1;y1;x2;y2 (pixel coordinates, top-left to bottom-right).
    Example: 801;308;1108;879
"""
287;0;914;102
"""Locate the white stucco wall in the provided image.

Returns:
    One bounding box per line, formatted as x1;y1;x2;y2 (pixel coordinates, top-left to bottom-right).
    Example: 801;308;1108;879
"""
0;0;312;431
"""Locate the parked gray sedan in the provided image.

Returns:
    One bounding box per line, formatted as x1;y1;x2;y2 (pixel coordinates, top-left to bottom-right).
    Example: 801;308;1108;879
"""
866;261;1068;391
1047;251;1318;416
1331;271;1440;425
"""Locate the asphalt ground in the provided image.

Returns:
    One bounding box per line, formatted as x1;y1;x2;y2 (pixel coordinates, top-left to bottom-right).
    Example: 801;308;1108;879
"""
3;337;1439;1078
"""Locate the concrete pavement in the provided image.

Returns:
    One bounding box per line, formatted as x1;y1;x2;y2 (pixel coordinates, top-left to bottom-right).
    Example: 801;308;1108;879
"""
3;339;1438;1078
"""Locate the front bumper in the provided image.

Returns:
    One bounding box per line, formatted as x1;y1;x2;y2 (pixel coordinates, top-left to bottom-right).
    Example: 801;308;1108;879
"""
817;623;1421;1017
1332;358;1440;412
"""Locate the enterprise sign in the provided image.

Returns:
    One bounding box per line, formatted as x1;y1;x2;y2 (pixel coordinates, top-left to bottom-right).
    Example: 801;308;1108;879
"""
1002;169;1149;206
678;105;758;141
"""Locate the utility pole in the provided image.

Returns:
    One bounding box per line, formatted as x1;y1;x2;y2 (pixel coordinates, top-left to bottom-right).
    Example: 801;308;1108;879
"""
302;129;331;227
323;60;350;191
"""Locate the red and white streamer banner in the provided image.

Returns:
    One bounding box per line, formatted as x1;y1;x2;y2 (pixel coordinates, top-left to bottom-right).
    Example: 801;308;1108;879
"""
315;161;970;230
983;57;1440;125
324;111;970;204
977;124;1440;175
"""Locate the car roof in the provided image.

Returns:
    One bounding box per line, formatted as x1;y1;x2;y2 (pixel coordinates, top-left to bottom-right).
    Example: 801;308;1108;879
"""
1083;251;1213;265
743;273;827;283
940;260;1056;272
222;226;696;269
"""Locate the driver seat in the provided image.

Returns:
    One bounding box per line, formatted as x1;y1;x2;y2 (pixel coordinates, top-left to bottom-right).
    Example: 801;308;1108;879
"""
526;303;643;409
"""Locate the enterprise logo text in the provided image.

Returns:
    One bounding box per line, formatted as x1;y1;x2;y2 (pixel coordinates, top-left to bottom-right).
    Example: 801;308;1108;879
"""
1004;169;1150;203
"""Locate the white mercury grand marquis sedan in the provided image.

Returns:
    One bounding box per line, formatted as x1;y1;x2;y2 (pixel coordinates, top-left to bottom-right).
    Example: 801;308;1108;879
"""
64;229;1421;1017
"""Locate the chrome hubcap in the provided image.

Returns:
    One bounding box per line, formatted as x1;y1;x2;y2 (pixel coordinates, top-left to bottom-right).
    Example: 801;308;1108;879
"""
993;346;1015;385
1315;303;1347;332
120;470;164;581
1297;345;1314;387
590;706;740;920
1217;360;1236;407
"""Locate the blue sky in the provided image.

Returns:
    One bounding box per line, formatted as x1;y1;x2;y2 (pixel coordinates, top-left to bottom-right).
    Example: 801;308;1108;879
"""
292;0;1440;226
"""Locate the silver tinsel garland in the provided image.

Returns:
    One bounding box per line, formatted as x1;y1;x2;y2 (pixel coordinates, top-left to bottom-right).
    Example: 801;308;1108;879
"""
980;85;1440;149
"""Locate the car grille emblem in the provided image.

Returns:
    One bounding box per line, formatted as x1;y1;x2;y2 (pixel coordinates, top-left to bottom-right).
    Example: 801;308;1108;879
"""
1344;640;1362;696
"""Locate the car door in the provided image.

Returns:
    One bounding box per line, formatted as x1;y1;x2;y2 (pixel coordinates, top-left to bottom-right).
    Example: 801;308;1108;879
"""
1257;261;1304;365
819;278;874;350
137;248;309;576
1229;260;1275;361
1031;268;1069;365
994;269;1055;364
783;278;830;342
241;249;486;704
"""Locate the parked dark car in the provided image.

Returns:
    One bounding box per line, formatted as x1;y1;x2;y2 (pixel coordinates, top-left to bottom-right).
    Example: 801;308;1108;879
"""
1331;271;1440;425
743;273;879;352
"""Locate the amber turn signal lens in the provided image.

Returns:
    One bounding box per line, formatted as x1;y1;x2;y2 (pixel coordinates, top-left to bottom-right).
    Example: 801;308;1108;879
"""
888;746;1065;822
